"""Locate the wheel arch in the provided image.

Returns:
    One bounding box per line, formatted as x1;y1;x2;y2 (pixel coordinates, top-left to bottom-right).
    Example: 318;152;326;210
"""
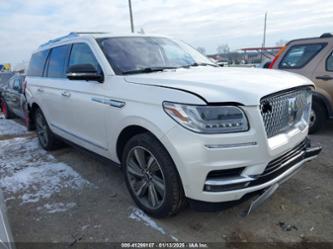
312;92;331;118
116;125;165;164
27;102;41;130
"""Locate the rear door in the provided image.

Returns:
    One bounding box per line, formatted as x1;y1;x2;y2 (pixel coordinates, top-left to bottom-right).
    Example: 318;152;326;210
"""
53;42;109;155
3;77;19;115
11;77;24;117
42;44;71;131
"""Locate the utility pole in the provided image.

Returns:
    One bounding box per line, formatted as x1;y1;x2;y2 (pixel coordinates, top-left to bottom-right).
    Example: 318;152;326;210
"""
261;12;267;63
128;0;135;33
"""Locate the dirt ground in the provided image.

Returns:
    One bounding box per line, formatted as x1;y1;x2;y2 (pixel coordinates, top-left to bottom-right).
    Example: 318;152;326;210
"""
0;114;332;247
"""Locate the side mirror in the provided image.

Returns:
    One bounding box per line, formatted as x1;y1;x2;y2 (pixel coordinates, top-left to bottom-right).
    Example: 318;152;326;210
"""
66;64;104;83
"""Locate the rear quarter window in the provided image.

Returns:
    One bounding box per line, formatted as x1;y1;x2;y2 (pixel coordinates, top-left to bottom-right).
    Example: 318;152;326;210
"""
27;50;49;77
279;43;326;69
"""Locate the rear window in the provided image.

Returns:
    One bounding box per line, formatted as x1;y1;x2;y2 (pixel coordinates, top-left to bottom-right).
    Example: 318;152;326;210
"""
279;43;326;69
46;45;70;78
27;50;49;77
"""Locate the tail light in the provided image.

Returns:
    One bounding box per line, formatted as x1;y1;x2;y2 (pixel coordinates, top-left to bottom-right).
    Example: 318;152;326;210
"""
268;46;287;69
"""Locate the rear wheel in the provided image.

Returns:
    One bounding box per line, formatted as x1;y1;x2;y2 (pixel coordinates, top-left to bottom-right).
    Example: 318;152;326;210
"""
309;101;326;134
1;100;13;119
35;109;62;150
122;133;185;218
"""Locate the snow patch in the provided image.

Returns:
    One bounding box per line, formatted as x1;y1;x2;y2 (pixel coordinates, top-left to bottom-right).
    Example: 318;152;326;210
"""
38;202;77;214
0;116;27;136
129;207;180;241
129;207;166;235
1;162;90;204
0;137;52;177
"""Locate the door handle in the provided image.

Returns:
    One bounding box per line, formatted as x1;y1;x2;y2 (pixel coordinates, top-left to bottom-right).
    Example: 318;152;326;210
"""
316;75;333;81
37;88;44;93
61;91;71;97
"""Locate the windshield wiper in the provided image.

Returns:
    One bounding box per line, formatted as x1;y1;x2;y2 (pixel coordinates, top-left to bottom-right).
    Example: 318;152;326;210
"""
182;62;218;68
122;67;177;75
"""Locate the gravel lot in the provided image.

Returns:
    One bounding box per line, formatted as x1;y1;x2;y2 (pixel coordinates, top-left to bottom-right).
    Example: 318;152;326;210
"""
0;113;332;247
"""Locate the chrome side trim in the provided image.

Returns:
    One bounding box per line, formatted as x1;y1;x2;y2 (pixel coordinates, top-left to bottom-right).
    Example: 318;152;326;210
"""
50;124;108;151
205;142;257;149
91;97;125;108
205;176;254;186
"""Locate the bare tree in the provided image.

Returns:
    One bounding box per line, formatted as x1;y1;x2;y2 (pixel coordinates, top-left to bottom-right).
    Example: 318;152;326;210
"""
197;47;206;55
217;44;230;54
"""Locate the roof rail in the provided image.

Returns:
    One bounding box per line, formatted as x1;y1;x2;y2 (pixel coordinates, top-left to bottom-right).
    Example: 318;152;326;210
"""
39;32;79;48
73;32;109;34
38;32;110;49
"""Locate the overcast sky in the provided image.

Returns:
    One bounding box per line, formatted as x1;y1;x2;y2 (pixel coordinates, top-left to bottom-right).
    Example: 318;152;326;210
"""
1;0;333;66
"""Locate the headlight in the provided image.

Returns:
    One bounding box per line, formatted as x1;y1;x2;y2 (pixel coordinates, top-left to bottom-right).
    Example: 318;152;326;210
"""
163;102;249;134
302;90;313;124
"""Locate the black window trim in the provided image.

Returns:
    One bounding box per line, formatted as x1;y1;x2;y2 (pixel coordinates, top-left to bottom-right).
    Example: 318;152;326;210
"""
44;44;71;79
42;49;51;77
325;49;333;72
278;42;328;69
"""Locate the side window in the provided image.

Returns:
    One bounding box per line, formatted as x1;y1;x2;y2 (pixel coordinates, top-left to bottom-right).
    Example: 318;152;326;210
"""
326;51;333;71
68;43;100;71
27;50;49;77
8;78;15;89
279;43;326;69
47;45;70;78
13;79;21;92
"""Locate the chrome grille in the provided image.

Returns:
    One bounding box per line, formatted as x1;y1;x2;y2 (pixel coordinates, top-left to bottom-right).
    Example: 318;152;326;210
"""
260;87;312;138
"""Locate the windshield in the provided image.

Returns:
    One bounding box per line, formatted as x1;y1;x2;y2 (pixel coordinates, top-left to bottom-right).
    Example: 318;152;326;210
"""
97;36;216;75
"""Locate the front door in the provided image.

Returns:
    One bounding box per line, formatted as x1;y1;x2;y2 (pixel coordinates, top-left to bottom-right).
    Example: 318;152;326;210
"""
56;42;109;156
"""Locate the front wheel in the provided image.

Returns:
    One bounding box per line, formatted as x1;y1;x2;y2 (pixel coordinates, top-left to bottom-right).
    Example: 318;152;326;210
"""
122;133;186;218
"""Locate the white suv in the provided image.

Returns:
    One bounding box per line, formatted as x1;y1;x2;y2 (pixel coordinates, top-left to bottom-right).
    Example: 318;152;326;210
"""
25;32;321;217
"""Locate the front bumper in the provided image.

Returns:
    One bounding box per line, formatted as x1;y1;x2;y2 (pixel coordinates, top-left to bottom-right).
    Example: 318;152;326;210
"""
161;106;321;203
204;138;321;192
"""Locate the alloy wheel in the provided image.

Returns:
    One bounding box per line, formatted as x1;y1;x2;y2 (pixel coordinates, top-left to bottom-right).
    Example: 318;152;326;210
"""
126;146;166;210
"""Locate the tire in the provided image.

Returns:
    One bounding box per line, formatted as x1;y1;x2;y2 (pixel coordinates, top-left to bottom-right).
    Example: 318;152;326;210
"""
122;133;186;218
34;108;62;150
1;100;13;119
309;101;327;134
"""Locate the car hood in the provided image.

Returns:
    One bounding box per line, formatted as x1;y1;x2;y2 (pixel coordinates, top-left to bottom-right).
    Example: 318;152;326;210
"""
125;67;313;105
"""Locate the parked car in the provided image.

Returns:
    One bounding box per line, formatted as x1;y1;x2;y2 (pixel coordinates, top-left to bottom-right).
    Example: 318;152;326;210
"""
25;32;321;217
0;74;28;125
0;191;14;249
269;33;333;133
